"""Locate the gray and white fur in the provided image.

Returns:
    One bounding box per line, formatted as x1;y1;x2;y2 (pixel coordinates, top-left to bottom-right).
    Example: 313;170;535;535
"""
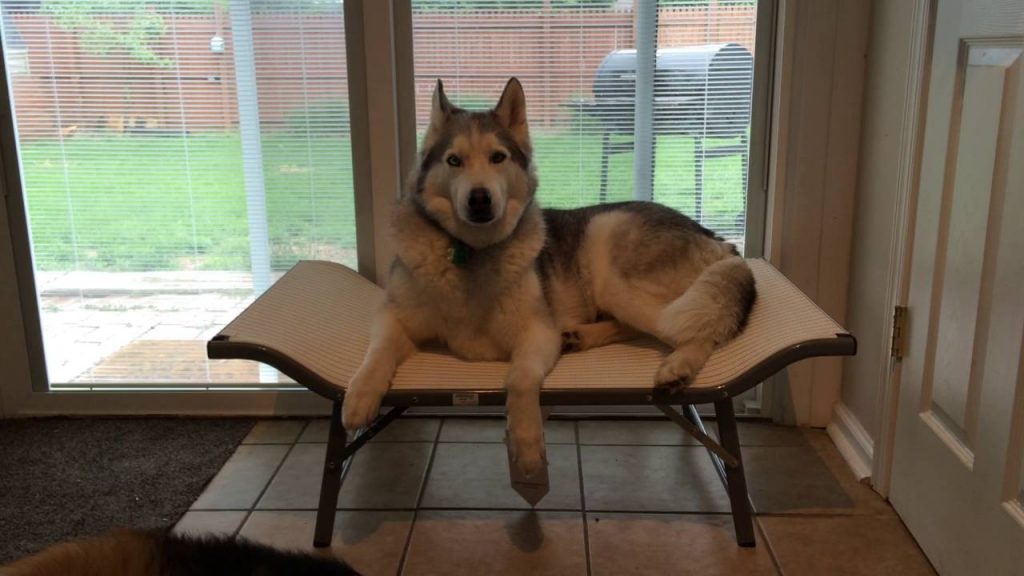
342;78;756;478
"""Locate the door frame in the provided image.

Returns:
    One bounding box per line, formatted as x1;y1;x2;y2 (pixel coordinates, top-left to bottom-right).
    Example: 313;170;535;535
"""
869;0;936;497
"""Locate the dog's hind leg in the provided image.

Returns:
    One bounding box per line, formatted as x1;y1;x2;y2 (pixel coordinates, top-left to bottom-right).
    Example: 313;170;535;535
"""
561;320;638;352
342;305;417;430
653;256;756;389
505;319;561;478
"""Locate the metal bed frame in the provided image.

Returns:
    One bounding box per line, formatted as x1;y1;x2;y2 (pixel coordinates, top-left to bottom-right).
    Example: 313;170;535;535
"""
209;324;855;549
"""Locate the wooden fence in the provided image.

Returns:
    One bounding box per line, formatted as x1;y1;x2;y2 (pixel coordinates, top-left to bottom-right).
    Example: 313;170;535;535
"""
7;6;755;138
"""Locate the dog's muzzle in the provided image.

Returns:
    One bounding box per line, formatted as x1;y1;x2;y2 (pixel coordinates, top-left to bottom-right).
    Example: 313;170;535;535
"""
467;187;494;224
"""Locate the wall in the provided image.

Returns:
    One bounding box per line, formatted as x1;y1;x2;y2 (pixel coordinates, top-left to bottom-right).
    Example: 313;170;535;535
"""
765;0;871;427
840;0;919;445
0;141;34;418
820;0;934;488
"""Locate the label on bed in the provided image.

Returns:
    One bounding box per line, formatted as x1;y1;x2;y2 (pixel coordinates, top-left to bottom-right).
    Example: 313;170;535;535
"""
452;392;479;406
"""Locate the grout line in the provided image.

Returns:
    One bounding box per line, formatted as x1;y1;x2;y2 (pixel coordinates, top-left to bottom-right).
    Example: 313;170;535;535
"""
572;508;735;516
240;441;305;446
435;440;578;445
286;439;795;448
394;415;445;575
573;442;805;448
302;439;443;444
754;516;787;576
195;506;742;515
184;508;258;512
414;414;773;423
241;420;310;445
751;511;864;519
217;506;866;519
575;422;593;576
229;514;248;540
576;441;706;447
256;505;585;513
231;424;306;539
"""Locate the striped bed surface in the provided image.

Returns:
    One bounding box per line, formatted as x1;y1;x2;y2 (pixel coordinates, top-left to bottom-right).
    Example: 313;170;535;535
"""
214;259;848;393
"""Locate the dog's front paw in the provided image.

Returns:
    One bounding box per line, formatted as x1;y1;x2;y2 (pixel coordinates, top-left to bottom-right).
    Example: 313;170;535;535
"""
654;348;705;391
342;386;384;430
507;424;547;478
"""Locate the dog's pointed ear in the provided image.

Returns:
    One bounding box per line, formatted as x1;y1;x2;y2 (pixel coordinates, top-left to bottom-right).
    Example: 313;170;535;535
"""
428;79;454;136
494;78;529;146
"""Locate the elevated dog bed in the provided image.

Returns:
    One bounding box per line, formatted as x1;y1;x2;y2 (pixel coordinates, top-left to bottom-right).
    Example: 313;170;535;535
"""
208;259;855;548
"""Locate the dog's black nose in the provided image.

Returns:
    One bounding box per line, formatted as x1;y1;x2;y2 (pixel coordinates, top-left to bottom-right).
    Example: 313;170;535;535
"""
467;187;494;223
469;187;491;209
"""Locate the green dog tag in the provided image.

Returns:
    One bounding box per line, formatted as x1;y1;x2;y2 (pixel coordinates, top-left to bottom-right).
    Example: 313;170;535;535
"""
448;241;470;267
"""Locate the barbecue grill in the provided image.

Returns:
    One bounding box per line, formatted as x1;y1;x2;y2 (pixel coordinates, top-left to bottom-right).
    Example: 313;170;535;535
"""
573;43;754;220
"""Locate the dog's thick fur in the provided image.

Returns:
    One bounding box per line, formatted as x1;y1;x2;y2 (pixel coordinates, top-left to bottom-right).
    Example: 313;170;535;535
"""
342;78;756;477
0;529;360;576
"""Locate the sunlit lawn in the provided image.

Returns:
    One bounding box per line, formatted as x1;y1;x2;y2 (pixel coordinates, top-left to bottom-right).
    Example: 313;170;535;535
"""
19;131;746;272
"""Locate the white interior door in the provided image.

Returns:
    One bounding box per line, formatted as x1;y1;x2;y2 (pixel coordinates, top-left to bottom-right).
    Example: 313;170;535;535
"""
890;1;1024;575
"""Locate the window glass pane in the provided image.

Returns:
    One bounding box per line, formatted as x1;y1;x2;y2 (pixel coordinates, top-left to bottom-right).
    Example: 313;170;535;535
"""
412;0;756;250
0;0;352;387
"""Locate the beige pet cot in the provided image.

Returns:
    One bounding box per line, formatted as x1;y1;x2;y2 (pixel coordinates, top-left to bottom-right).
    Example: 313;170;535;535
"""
208;258;855;548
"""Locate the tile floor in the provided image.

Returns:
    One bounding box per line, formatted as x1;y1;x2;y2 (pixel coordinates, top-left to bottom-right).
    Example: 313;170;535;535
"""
176;416;936;576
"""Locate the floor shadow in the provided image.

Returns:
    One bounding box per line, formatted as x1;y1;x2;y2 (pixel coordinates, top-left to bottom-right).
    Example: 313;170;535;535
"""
505;510;544;552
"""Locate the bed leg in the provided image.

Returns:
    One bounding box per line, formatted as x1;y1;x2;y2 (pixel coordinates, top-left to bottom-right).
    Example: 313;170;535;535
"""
714;399;756;547
314;399;346;547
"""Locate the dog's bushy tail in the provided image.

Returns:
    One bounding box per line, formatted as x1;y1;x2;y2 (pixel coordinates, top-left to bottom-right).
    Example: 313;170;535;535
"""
659;255;756;346
654;256;756;387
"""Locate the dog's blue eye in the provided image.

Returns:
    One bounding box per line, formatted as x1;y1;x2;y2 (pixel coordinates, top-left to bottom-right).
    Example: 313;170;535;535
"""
490;152;507;164
446;155;462;167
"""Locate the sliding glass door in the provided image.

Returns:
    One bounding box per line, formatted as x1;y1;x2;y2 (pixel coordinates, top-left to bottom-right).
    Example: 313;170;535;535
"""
0;0;770;413
411;0;757;250
1;0;353;387
409;0;766;413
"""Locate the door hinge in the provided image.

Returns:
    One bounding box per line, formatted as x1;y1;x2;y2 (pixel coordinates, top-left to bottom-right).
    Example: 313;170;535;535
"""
890;305;908;360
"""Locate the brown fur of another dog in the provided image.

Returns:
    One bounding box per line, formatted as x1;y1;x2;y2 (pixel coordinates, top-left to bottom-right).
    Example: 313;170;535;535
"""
0;529;359;576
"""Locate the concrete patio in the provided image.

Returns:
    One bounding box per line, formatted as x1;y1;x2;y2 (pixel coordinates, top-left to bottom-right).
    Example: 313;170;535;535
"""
36;271;274;386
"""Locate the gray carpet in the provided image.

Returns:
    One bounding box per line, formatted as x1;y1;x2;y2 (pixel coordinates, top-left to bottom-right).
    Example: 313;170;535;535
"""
0;417;255;563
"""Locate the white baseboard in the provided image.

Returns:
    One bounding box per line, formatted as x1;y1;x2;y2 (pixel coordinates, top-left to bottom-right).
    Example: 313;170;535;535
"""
826;402;874;481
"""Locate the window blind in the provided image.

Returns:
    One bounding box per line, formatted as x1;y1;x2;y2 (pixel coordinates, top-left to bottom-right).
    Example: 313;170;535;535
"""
412;0;757;247
0;0;759;388
1;0;353;385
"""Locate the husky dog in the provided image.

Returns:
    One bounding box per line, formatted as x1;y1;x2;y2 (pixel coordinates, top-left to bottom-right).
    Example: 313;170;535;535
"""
342;78;756;477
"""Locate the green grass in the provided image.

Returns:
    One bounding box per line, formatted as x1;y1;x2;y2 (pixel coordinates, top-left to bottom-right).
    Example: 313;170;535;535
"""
20;131;745;272
21;132;355;272
532;131;747;226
